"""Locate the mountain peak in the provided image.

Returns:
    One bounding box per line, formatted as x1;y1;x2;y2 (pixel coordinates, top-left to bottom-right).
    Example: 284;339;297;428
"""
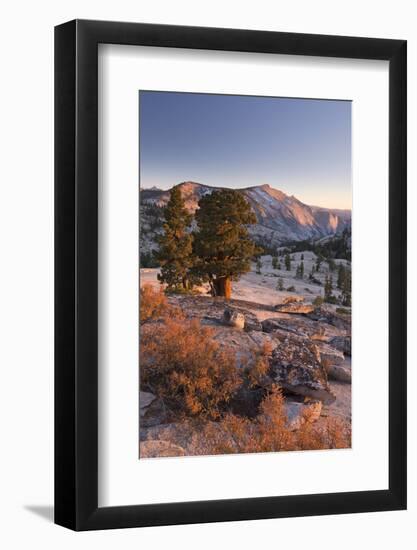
140;180;351;244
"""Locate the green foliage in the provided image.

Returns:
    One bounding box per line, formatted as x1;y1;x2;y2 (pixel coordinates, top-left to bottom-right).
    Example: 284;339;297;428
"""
337;263;351;306
313;295;324;307
140;202;164;233
336;307;350;315
272;256;279;270
156;186;195;290
277;277;284;291
140;251;159;268
193;189;258;297
337;263;346;289
285;253;291;271
327;258;336;272
285;228;351;261
296;261;304;279
341;267;352;306
324;274;334;302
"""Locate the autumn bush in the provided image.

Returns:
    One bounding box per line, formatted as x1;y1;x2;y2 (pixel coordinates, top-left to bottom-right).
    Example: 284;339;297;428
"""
244;343;272;389
140;283;186;326
185;388;351;455
139;284;351;453
140;284;170;324
140;316;241;419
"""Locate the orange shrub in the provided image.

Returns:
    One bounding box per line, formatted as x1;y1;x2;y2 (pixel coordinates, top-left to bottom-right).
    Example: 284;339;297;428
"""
184;388;351;455
140;316;241;418
140;284;185;325
295;415;351;451
244;343;272;388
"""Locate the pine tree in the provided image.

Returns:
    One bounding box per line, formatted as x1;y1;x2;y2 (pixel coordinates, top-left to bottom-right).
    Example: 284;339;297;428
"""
285;253;291;271
337;263;346;289
324;274;333;302
341;266;352;306
193;189;258;299
277;277;284;291
272;256;278;270
301;253;304;261
157;186;194;290
327;258;336;272
300;260;304;278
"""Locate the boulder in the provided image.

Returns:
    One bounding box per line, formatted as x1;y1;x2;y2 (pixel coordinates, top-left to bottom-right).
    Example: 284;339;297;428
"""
327;364;351;383
247;330;279;353
223;308;245;329
244;319;263;332
274;302;315;314
139;391;167;427
261;318;305;335
307;307;351;331
310;326;329;342
318;343;345;369
270;333;336;404
284;400;322;431
329;335;351;356
213;326;277;368
140;439;186;458
140;391;156;412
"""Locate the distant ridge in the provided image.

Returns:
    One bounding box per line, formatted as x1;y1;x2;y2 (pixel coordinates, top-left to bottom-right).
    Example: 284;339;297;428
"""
139;181;351;257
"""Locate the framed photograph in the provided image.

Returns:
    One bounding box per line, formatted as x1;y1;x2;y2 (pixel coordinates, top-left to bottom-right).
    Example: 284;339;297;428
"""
55;20;407;530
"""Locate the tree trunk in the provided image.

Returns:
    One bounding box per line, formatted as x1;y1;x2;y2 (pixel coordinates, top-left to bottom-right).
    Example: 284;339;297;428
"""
213;276;232;299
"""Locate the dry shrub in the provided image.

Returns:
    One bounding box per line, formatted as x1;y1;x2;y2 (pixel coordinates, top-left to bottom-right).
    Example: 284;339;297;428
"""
295;415;351;451
186;387;351;455
244;343;272;388
140;316;241;418
140;284;184;324
140;284;169;324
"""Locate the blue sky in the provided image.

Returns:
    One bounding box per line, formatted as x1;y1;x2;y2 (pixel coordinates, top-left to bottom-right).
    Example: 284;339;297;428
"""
139;91;351;209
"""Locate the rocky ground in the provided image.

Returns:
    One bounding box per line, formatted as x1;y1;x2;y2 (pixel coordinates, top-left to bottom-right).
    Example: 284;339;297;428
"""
139;253;351;458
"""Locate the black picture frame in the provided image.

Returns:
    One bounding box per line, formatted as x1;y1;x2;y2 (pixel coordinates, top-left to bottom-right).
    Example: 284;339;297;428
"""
55;19;407;531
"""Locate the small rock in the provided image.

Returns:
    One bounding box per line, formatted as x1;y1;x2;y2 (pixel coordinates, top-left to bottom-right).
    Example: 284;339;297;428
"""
327;365;351;383
244;319;263;332
140;391;156;413
318;343;345;369
329;336;351;356
247;331;279;352
261;318;305;335
307;308;351;330
139;393;167;427
223;308;245;329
